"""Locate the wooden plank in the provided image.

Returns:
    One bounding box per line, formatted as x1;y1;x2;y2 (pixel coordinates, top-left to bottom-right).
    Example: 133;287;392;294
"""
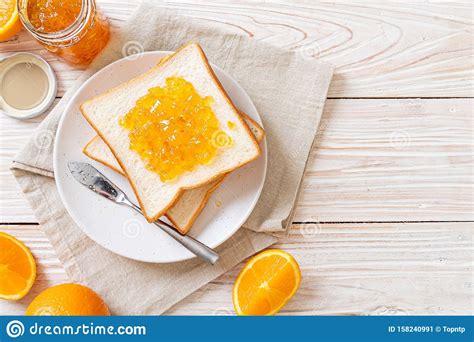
1;99;472;223
1;0;472;97
293;98;474;222
1;223;471;315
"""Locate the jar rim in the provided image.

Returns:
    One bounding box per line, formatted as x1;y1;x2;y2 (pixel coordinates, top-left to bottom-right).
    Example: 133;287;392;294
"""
17;0;94;43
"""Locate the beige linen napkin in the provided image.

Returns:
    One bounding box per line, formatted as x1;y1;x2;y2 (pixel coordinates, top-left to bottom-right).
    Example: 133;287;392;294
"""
11;4;334;314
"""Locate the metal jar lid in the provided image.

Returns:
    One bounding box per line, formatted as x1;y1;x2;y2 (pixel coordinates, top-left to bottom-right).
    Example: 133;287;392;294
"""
0;52;57;120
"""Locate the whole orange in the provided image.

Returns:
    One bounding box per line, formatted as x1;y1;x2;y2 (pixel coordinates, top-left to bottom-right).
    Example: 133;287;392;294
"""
26;283;110;316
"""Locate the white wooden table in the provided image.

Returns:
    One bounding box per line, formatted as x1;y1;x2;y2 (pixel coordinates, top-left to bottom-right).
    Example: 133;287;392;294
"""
1;1;472;315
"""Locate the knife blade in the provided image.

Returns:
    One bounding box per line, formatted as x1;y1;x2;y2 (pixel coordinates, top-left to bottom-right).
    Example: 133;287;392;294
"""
68;161;125;203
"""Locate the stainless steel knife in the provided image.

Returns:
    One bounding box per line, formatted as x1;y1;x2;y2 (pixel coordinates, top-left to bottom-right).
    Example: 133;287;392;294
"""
67;161;219;265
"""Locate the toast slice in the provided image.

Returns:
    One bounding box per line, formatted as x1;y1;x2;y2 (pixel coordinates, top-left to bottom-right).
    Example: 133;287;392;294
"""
83;112;265;234
80;43;261;222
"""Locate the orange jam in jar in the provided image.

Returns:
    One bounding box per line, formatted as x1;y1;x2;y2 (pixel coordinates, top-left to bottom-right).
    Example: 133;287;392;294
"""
120;77;232;182
18;0;109;65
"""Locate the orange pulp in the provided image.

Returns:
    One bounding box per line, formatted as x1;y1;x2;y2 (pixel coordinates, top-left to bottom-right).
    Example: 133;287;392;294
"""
0;0;23;42
0;232;37;300
232;249;301;315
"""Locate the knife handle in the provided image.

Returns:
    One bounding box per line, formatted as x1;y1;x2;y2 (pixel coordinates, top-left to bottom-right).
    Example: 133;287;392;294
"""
153;220;220;265
127;201;220;265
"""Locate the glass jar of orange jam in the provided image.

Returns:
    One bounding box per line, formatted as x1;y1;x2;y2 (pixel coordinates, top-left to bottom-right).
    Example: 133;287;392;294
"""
17;0;110;65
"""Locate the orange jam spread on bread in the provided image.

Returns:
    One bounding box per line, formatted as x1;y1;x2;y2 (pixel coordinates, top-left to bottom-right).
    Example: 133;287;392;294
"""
119;77;232;182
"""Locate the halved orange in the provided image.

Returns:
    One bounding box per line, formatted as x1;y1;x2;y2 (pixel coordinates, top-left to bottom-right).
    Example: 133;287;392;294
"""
0;231;37;300
232;249;301;315
0;0;22;42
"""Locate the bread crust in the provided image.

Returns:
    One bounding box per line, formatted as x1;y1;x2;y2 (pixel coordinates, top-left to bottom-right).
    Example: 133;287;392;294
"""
82;136;123;175
239;111;265;141
165;177;226;234
80;43;261;223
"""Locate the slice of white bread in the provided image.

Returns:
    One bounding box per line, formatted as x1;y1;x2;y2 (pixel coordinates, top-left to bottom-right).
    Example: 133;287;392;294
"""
83;112;265;234
80;43;261;223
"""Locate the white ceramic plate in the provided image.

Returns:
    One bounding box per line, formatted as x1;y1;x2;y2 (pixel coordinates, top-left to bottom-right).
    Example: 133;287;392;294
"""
54;51;267;263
